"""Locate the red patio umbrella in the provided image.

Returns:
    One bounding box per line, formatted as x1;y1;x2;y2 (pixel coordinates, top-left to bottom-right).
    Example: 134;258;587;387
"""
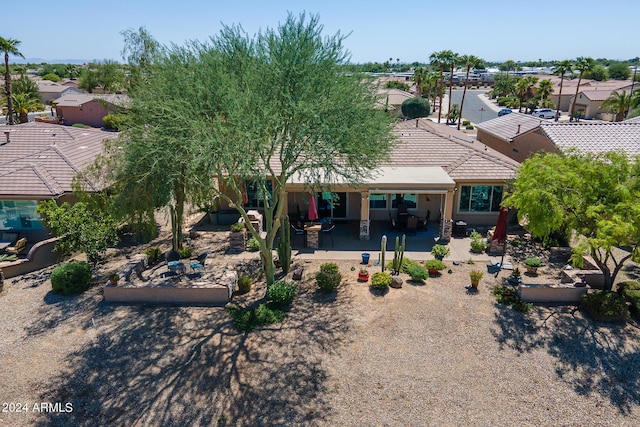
492;206;508;244
307;193;318;222
241;182;249;205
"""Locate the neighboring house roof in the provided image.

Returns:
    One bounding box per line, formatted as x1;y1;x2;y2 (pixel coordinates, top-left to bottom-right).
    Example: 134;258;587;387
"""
383;119;519;181
579;89;619;102
377;88;414;107
0;122;118;198
539;122;640;156
625;116;640;123
54;93;131;108
37;81;76;95
475;112;545;142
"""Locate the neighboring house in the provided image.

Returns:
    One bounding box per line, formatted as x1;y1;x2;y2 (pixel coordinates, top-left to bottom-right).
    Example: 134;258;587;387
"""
476;112;640;162
54;94;130;128
569;83;636;120
0;122;118;241
36;81;82;104
475;113;555;163
277;118;520;240
377;88;415;116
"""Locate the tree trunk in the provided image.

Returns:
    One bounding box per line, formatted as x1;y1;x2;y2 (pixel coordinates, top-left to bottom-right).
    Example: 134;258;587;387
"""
446;63;455;123
170;181;186;251
437;65;444;124
4;55;15;125
570;74;583;119
555;76;564;122
457;66;470;130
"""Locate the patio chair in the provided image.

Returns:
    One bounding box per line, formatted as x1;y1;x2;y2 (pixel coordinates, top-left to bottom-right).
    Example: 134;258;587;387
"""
406;216;418;236
5;237;27;255
321;224;336;248
291;223;307;247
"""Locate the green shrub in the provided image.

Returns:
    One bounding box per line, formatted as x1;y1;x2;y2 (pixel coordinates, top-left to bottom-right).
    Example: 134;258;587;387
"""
237;275;252;294
525;257;542;267
617;280;640;298
493;285;532;313
102;113;125;131
465;124;474;130
50;261;92;295
580;290;628;322
384;257;419;274
407;266;429;282
42;73;61;82
246;237;260;252
370;272;392;290
230;222;245;232
316;262;341;293
177;247;192;259
431;244;450;260
227;303;286;332
266;280;297;307
144;247;163;264
424;259;445;271
470;238;487;253
462;120;470;126
625;290;640;319
71;123;91;128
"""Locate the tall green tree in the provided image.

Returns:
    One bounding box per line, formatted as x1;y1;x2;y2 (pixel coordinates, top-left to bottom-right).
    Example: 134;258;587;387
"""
570;56;595;120
429;50;454;123
1;37;24;125
504;151;640;290
608;62;631;80
457;54;483;130
412;66;426;98
554;60;573;121
602;90;640;121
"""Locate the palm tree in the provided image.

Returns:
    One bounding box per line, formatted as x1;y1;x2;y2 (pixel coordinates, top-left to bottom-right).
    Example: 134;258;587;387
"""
503;59;516;80
1;37;24;125
10;92;42;123
423;70;440;113
569;56;594;121
537;79;555;108
429;50;454;123
515;76;539;113
445;51;460;124
413;66;426;98
457;54;483;130
553;60;573;121
602;90;639;121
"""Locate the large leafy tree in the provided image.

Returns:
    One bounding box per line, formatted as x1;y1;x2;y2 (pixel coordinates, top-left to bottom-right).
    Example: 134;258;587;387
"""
570;56;595;120
537;78;555;107
78;60;125;93
504;151;640;290
608;62;631;80
553;59;573;121
1;37;24;125
457;54;483;130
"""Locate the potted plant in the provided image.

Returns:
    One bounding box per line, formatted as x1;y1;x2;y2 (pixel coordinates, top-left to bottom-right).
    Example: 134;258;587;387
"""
508;267;522;286
431;244;450;260
144;247;163;265
108;272;119;286
469;231;487;254
425;259;445;275
470;269;484;288
358;267;370;282
525;257;542;275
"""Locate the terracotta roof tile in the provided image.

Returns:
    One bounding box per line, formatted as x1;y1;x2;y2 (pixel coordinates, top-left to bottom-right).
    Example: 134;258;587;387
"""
540;122;640;155
475;112;545;142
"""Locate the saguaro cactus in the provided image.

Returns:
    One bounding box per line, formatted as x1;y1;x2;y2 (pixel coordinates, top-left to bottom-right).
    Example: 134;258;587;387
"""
381;235;387;272
277;216;292;274
392;234;406;275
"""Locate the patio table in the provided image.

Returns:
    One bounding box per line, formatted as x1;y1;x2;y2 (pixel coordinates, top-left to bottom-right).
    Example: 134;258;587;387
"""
304;224;322;249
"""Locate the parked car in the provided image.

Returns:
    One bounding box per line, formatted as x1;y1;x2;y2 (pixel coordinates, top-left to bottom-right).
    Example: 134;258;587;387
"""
532;108;556;119
498;108;512;117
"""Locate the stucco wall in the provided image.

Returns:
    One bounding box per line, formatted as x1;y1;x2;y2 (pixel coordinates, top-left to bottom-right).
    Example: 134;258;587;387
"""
57;101;115;128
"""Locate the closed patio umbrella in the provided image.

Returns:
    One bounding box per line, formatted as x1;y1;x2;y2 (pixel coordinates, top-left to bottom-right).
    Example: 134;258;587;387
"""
492;206;509;277
307;193;318;222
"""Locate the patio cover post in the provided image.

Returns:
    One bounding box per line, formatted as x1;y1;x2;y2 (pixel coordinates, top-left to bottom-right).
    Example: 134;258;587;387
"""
440;189;455;240
359;191;370;240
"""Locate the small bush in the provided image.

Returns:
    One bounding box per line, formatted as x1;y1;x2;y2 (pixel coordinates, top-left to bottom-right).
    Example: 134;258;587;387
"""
177;247;192;259
465;124;474;130
525;257;542;267
493;285;532;313
625;290;640;319
407;266;429;282
102;113;125;131
144;247;163;264
462;120;470;126
370;272;392;290
581;290;628;322
237;275;252;294
230;222;245;232
316;262;341;293
246;237;260;252
227;303;286;332
431;244;450;259
617;280;640;298
470;238;487;253
51;261;92;295
385;257;420;274
71;123;91;128
266;280;297;307
424;259;445;271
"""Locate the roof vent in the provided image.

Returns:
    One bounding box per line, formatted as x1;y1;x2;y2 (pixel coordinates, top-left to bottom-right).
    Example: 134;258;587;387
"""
516;124;521;134
3;131;9;144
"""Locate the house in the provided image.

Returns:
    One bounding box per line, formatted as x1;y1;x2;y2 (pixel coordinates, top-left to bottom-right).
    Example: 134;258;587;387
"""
475;113;555;163
54;94;130;128
376;88;415;116
36;81;82;104
569;82;636;120
476;112;640;163
0;122;119;242
277;119;520;240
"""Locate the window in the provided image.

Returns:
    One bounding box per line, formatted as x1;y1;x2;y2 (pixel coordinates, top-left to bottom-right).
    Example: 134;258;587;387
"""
391;193;417;209
458;185;504;213
245;181;272;208
0;199;44;230
369;193;387;209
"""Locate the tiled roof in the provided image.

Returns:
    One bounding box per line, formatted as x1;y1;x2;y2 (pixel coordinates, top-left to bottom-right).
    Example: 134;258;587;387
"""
377;88;414;106
383;119;519;181
625;116;640;123
475;112;545;142
540;122;640;155
579;89;619;101
54;93;131;108
0;122;118;198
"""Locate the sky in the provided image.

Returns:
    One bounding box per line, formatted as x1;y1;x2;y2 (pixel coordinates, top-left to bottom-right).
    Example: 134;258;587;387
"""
5;0;639;65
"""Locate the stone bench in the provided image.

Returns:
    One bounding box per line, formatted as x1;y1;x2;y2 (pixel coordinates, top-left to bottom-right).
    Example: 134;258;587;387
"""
560;256;604;289
518;283;589;303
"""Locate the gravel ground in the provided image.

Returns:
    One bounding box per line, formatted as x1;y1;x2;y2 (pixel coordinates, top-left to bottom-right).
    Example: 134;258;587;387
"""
1;229;640;427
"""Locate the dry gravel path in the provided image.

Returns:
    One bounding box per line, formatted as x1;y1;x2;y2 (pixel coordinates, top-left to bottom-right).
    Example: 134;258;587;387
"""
1;229;640;426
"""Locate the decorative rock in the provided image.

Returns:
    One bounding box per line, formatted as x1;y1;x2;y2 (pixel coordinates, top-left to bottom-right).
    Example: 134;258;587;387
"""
390;276;403;288
292;268;304;281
